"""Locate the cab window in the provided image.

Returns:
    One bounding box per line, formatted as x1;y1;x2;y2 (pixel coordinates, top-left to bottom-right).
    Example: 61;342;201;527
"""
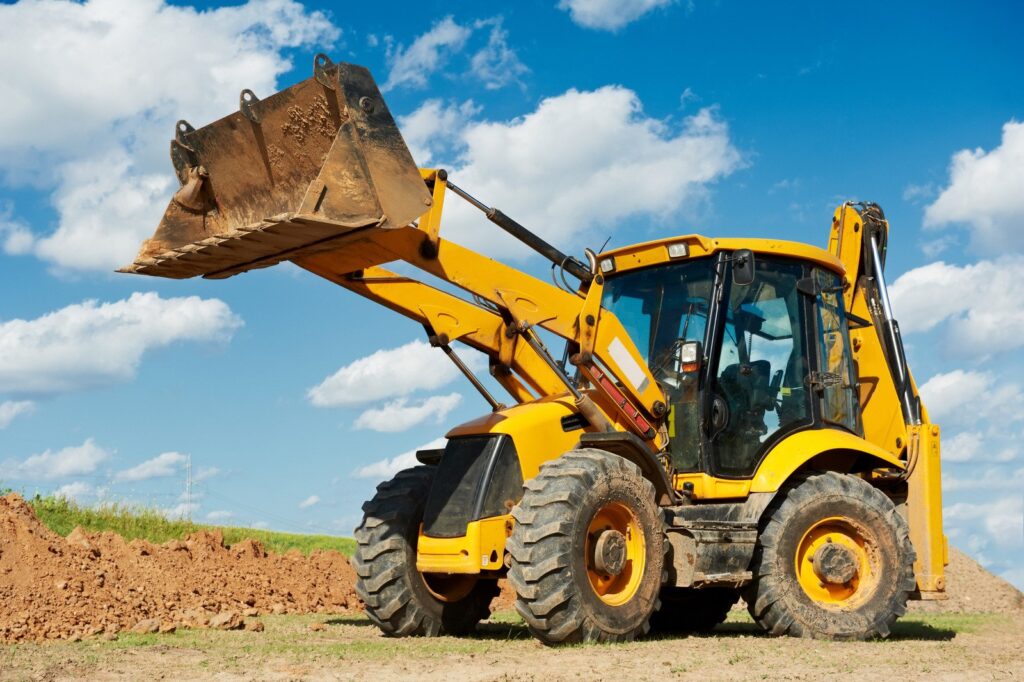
710;258;811;477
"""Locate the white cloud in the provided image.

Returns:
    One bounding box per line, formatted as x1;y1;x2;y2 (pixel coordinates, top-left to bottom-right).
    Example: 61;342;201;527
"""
206;510;235;522
34;151;175;271
0;292;242;396
0;400;34;429
194;466;220;483
307;339;463;408
558;0;675;31
943;431;984;463
416;88;742;256
399;99;481;166
889;257;1024;355
354;393;462;433
944;466;1024;493
383;16;472;91
918;370;1023;426
0;0;338;271
163;501;199;519
469;18;528;91
114;451;187;482
924;120;1024;254
0;203;34;255
53;481;104;503
945;497;1023;549
0;439;110;481
352;437;446;479
298;494;320;509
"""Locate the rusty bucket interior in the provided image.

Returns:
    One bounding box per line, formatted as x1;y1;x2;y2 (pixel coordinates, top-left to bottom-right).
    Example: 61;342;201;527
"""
120;55;431;280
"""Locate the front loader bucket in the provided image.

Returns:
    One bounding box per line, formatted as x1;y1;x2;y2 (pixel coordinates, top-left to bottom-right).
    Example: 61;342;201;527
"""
120;55;431;280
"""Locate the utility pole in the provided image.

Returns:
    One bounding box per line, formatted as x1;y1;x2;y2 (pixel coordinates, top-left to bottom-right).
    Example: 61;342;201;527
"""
186;454;192;522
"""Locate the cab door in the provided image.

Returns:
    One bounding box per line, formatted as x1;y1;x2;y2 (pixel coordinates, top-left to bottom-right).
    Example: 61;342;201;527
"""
704;256;815;478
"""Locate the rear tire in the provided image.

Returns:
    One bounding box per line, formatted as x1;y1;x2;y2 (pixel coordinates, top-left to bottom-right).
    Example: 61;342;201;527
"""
744;471;915;640
353;465;499;637
649;587;738;633
507;449;664;645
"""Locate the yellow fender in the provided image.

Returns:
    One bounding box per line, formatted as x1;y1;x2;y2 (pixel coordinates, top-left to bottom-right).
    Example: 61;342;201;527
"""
751;429;904;493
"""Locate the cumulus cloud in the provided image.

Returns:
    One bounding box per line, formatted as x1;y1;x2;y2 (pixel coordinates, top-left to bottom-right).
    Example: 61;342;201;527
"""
164;501;199;519
945;497;1024;549
889;256;1024;355
0;292;242;396
0;439;110;481
0;0;339;271
918;370;1023;426
298;494;320;509
0;400;34;429
399;99;481;166
206;510;235;522
382;15;526;93
924;120;1024;254
469;18;528;90
354;393;462;432
114;451;187;482
412;88;742;256
558;0;675;31
352;437;447;479
53;481;104;503
307;339;464;408
383;16;472;91
943;431;984;463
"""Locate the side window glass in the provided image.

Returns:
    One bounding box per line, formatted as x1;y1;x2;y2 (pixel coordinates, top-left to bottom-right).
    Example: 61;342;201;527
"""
815;269;860;432
711;259;810;476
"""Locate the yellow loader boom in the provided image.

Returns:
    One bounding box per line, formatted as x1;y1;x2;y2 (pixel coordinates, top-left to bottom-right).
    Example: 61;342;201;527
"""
124;55;946;644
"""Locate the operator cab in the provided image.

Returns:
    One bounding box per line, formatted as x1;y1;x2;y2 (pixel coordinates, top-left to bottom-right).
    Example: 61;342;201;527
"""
601;245;860;480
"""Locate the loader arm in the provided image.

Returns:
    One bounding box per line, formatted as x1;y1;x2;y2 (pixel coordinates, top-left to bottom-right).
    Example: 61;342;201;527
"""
118;54;669;453
295;180;668;449
295;261;565;402
828;202;946;596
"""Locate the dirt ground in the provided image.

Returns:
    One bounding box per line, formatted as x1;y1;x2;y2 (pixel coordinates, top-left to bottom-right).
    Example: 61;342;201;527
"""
2;610;1022;681
3;491;1023;680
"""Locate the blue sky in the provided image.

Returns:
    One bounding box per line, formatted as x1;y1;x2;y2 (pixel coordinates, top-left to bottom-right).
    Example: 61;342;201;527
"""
0;0;1022;587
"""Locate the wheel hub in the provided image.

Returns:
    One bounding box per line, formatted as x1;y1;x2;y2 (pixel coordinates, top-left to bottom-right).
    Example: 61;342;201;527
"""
592;529;627;576
812;541;859;585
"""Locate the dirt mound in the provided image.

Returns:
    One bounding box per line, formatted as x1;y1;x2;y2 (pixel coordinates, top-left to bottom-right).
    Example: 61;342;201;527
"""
0;494;359;643
909;546;1023;614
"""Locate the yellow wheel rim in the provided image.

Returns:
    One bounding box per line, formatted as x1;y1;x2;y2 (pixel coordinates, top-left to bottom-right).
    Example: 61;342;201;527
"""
585;501;646;606
421;573;477;603
795;516;878;608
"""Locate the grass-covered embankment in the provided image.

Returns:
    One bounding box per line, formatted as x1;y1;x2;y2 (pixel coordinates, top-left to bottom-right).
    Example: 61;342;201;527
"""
14;493;355;557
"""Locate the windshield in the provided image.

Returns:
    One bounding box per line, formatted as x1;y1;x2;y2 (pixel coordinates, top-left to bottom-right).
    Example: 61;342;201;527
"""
602;258;716;472
601;258;716;373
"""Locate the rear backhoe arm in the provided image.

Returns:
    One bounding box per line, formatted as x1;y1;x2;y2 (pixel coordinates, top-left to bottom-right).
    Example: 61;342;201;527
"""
828;202;946;596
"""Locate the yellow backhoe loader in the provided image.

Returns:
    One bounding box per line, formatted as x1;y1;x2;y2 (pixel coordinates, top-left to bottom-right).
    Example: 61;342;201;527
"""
123;56;946;643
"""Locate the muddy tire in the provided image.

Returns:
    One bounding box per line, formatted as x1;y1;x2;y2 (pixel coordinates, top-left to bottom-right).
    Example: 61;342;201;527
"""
353;465;499;637
649;587;738;633
745;471;915;640
507;449;664;645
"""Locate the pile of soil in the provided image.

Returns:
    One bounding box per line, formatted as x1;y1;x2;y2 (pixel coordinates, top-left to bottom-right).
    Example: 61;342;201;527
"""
0;494;359;643
909;546;1024;614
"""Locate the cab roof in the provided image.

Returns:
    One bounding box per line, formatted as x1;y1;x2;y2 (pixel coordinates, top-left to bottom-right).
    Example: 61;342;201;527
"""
600;235;845;277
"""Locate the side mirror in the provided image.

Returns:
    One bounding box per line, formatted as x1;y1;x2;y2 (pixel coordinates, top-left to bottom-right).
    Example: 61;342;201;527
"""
733;249;755;286
678;341;702;373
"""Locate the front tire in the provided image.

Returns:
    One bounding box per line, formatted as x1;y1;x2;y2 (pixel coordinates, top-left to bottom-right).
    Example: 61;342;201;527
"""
353;465;499;637
507;449;664;645
745;471;915;640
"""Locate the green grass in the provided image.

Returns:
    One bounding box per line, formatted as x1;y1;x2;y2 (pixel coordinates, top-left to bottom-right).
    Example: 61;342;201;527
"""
21;494;355;557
